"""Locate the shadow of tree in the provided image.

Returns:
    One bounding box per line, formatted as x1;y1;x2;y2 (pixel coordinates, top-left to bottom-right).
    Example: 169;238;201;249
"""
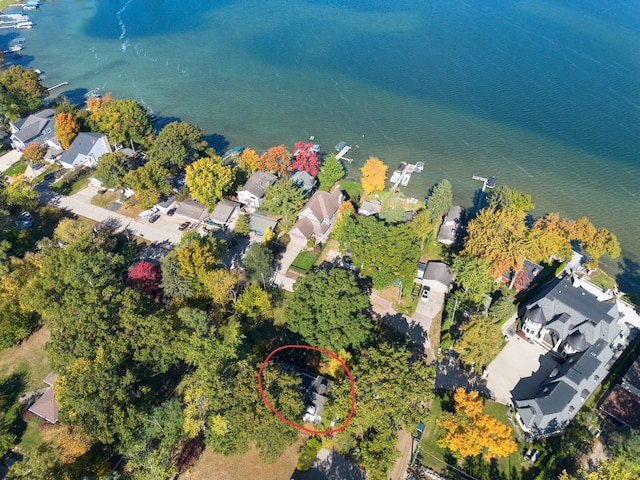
292;448;366;480
435;351;490;398
378;312;429;351
0;371;29;446
204;133;230;156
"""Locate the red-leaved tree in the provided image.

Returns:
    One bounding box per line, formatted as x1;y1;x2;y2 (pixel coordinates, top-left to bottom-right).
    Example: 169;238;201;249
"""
128;261;162;297
289;141;320;176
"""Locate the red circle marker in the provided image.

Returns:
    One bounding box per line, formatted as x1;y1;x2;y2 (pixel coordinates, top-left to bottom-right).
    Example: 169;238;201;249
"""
257;344;356;435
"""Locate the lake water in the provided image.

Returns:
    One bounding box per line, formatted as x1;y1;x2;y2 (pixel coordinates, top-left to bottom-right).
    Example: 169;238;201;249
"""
4;0;640;292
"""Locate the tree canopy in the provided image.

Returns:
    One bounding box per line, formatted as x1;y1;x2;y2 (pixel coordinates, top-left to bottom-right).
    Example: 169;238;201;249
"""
286;269;373;352
426;179;453;225
260;179;306;230
123;160;173;209
437;388;517;460
453;315;505;370
360;156;388;195
318;153;345;191
55;112;81;150
259;144;291;174
290;141;320;176
185;155;236;209
147;121;208;173
334;212;421;289
0;66;47;121
89;98;153;147
93;151;133;189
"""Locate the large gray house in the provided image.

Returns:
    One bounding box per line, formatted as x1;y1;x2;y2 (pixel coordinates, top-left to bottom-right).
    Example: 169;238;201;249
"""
513;275;640;438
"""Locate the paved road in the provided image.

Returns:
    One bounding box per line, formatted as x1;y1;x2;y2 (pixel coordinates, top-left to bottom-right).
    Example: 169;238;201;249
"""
45;184;186;245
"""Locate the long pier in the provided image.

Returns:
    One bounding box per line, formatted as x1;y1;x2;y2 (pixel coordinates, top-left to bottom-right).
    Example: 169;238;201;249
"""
47;82;69;92
336;144;352;162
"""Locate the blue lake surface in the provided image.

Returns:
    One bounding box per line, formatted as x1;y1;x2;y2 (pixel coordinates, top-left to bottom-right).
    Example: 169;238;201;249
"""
4;0;640;292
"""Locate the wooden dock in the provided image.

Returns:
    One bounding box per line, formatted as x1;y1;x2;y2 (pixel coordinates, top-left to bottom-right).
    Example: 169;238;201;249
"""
335;144;352;162
47;82;68;92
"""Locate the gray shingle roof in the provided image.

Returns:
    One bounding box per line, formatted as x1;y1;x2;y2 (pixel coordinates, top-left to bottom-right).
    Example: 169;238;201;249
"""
240;171;277;198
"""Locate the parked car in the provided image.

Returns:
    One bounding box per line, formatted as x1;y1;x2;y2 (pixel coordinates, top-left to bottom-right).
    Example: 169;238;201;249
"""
421;286;431;303
148;214;161;223
166;208;177;216
16;212;34;229
178;221;191;231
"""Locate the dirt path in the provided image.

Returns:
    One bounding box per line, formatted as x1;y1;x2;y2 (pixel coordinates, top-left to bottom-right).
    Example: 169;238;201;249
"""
389;429;413;480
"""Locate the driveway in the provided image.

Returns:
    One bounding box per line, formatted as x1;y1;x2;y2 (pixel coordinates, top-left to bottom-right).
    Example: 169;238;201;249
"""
273;236;305;291
484;317;551;404
0;149;22;173
292;449;366;480
49;185;186;245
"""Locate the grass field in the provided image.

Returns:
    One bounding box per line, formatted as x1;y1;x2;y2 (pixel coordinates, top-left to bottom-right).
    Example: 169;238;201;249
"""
483;400;526;478
91;190;119;208
181;442;301;480
418;397;447;472
0;326;51;391
4;160;27;177
290;251;318;273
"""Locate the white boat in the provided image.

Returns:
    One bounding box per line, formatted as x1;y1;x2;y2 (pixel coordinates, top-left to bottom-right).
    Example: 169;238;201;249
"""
415;162;424;172
400;173;411;186
7;44;22;52
16;21;33;29
389;171;401;183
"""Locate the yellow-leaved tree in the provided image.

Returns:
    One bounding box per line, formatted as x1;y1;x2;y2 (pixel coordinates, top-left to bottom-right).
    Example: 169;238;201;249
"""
55;112;80;150
437;388;517;460
185;155;236;208
360;156;388;195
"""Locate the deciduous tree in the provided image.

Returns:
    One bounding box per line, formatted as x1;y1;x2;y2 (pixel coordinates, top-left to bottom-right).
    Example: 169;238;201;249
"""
123;160;173;209
242;242;275;286
22;143;47;163
93;151;131;189
287;269;372;351
185;155;235;209
437;388;517;460
89;98;153;147
454;316;505;370
290;141;320;176
239;147;260;172
360;156;388;195
259;144;291;174
488;185;534;212
235;284;273;321
0;66;47;121
318;153;345;191
128;261;162;297
55;112;81;150
451;254;497;304
147;121;208;173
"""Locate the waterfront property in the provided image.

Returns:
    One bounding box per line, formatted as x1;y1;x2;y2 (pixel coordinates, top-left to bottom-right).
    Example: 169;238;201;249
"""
237;171;277;210
290;187;344;243
9;108;59;152
437;206;465;246
59;133;111;169
513;275;640;438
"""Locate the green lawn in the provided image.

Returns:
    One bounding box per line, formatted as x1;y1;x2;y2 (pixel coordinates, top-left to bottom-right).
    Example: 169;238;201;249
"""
483;401;526;478
418;397;447;472
340;180;364;201
51;169;92;196
290;251;319;273
589;270;617;291
4;159;27;177
17;414;45;453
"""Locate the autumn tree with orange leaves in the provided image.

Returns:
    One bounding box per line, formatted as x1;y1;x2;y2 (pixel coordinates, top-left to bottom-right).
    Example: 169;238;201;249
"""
437;388;517;460
55;112;81;149
259;144;291;175
360;156;388;195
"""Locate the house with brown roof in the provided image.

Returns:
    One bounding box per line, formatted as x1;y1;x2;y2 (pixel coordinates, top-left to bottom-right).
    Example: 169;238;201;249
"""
290;187;344;242
600;354;640;427
237;171;278;209
28;373;60;424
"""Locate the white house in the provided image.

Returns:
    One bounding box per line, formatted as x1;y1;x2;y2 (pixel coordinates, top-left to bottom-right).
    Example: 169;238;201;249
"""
290;187;344;243
237;171;277;209
59;133;111;169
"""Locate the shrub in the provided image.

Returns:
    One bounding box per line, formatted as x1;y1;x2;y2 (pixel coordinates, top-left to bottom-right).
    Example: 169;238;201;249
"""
297;437;322;471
